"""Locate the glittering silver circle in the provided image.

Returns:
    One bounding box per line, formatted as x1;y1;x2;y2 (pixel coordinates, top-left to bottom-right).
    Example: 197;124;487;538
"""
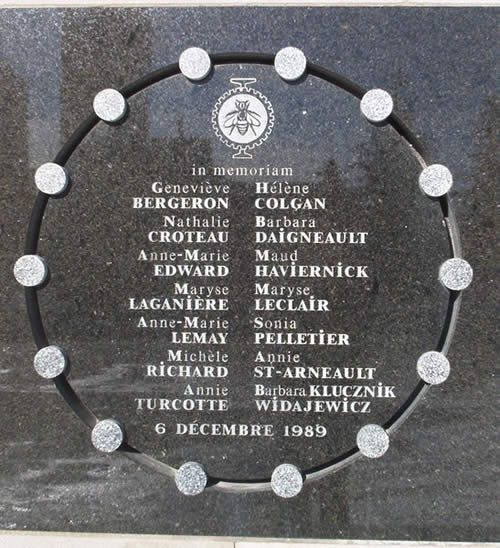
34;163;69;195
274;47;307;81
419;164;453;197
91;419;124;453
439;258;473;291
417;351;450;385
357;424;389;458
360;88;394;123
179;47;212;81
271;463;303;498
34;346;67;379
93;89;127;123
13;255;48;287
175;462;207;495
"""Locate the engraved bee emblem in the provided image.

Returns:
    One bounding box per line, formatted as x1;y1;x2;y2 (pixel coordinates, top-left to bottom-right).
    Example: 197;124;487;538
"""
225;99;262;137
212;78;274;159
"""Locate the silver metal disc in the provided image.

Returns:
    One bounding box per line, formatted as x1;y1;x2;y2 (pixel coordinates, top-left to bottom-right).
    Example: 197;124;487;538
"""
34;346;67;379
357;424;390;458
271;463;303;498
274;47;307;81
34;163;69;195
360;88;394;123
439;258;473;291
417;351;450;385
179;47;212;81
175;462;207;495
13;255;48;287
419;164;453;197
93;89;128;123
91;419;124;453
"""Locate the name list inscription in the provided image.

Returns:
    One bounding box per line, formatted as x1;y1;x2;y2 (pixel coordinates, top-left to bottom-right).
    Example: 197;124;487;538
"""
129;164;395;443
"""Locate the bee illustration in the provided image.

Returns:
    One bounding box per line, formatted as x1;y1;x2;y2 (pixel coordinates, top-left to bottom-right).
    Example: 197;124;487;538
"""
223;99;262;136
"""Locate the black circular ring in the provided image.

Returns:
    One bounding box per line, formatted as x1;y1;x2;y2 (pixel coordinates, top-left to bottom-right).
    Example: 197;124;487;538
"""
23;52;463;493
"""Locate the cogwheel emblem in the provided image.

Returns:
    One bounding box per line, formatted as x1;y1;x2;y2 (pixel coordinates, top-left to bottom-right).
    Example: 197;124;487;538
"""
212;78;274;159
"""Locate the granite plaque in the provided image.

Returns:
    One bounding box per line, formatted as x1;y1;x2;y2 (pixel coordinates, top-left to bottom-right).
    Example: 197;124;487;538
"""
1;5;497;542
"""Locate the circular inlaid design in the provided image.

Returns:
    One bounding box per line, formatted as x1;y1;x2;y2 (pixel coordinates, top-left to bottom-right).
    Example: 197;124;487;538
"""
14;255;48;287
439;258;473;291
179;47;212;81
34;346;67;379
93;89;128;123
356;424;390;458
19;50;472;494
91;419;125;453
34;162;69;195
360;88;393;123
211;80;274;159
271;464;303;498
274;47;307;81
419;164;453;197
417;351;450;385
175;462;207;495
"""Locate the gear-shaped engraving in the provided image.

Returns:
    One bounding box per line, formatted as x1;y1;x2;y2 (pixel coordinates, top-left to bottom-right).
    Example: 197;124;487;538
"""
212;78;274;159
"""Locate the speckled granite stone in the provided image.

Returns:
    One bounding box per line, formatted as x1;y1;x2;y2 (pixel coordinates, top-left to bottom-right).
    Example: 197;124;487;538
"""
0;6;497;542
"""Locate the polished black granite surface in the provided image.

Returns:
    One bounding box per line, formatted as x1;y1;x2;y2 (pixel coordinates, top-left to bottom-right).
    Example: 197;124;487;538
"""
0;6;498;541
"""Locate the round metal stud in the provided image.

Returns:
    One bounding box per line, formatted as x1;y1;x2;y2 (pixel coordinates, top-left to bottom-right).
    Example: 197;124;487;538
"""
419;164;453;197
439;258;473;291
274;47;307;82
13;255;48;287
34;163;69;195
417;351;450;385
357;424;390;458
271;463;303;498
91;419;124;453
93;89;128;123
175;462;207;495
360;88;394;123
34;346;67;379
179;47;212;81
